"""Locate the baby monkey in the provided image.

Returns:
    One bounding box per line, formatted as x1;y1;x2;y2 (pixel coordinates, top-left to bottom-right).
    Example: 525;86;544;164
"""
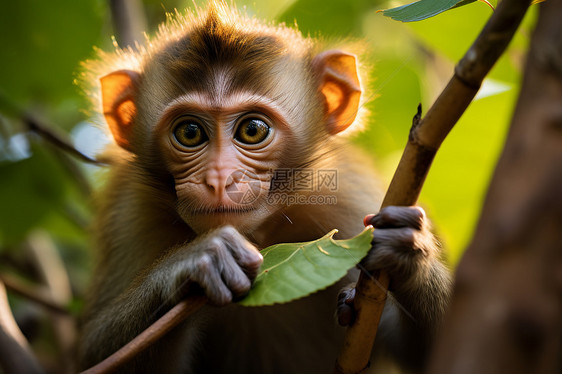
78;3;451;373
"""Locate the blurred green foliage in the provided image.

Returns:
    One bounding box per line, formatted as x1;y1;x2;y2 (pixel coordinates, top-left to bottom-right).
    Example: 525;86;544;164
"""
0;0;536;346
0;0;106;287
0;0;537;274
0;0;105;113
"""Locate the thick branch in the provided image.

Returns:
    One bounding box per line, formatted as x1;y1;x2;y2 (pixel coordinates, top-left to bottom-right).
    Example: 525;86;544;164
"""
427;2;562;373
335;0;533;373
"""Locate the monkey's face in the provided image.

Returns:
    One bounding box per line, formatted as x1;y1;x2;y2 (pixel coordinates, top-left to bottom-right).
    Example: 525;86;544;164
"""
98;23;363;237
155;90;296;234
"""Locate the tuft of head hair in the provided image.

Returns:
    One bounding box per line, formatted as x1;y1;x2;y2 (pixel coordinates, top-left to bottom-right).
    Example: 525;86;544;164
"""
78;1;370;137
79;3;309;105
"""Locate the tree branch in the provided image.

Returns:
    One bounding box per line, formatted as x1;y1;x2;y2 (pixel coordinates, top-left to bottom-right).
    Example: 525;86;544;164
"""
427;1;562;373
0;92;103;166
80;296;207;374
335;0;533;373
0;274;69;316
0;280;44;374
24;115;102;165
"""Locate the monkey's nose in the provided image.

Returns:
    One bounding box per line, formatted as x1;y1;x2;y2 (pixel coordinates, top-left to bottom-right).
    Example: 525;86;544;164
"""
205;171;235;199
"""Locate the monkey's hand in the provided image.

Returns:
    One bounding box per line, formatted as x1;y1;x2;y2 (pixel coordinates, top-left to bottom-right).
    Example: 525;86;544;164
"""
163;225;263;306
337;206;441;326
362;206;437;287
337;206;451;371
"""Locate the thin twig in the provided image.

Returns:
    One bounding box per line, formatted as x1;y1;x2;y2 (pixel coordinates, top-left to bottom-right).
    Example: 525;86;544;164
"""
0;275;69;316
24;116;102;165
0;92;103;166
80;296;207;374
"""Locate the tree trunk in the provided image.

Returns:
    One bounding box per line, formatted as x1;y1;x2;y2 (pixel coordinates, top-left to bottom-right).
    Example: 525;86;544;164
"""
427;2;562;374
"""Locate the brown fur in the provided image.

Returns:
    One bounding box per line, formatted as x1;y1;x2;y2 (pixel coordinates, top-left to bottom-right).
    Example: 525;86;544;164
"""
78;3;450;373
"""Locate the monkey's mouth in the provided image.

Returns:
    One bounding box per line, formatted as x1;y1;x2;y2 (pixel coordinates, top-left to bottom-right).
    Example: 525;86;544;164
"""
183;204;264;234
192;205;258;215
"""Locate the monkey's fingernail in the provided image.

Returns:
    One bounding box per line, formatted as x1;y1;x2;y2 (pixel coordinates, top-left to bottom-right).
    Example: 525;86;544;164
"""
363;214;375;226
345;288;356;304
414;206;425;218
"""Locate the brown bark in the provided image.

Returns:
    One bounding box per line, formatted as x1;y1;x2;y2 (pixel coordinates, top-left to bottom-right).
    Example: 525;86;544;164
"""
427;2;562;374
335;0;533;372
80;296;207;374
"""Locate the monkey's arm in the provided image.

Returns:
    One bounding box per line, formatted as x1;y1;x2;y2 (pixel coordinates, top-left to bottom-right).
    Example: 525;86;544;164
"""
373;252;451;369
338;206;452;370
78;226;262;371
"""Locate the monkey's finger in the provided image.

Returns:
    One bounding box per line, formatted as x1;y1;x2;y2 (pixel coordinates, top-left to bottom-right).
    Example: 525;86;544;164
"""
337;284;356;303
372;227;422;252
219;226;263;278
362;227;432;275
193;255;234;306
207;237;253;297
365;206;425;230
336;286;356;326
235;246;263;280
219;251;254;298
337;303;356;326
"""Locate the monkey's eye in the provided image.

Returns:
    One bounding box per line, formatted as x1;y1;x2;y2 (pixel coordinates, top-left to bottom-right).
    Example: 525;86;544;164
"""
235;118;270;145
173;119;208;148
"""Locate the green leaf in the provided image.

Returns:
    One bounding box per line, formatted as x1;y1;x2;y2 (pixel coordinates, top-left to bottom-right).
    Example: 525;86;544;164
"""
239;227;374;306
379;0;478;22
452;0;479;9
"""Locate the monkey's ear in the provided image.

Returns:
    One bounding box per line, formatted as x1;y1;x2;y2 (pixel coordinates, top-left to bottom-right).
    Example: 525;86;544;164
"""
100;70;140;150
313;51;361;135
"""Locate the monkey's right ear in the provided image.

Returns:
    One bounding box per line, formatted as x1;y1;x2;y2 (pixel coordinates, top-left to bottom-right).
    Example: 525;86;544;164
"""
100;70;140;151
313;51;362;135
